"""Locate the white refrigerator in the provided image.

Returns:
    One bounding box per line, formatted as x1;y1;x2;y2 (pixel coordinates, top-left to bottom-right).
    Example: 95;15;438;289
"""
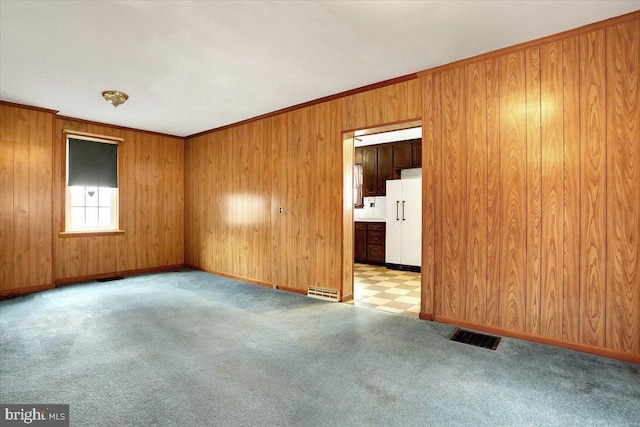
385;178;421;268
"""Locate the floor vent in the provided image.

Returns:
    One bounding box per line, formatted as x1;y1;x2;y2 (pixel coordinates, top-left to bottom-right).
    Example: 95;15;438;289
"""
96;276;124;283
307;286;339;302
450;329;501;350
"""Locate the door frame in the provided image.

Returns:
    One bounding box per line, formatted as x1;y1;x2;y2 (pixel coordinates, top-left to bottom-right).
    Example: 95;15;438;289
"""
341;119;423;304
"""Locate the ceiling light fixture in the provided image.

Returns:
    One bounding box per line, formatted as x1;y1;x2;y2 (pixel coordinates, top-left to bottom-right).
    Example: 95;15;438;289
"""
101;90;129;108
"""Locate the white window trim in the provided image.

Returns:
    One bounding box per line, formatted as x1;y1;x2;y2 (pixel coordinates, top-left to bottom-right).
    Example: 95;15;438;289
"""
65;186;120;232
60;131;124;237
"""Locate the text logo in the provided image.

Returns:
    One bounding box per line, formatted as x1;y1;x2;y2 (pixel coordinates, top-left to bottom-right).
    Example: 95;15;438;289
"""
0;405;69;427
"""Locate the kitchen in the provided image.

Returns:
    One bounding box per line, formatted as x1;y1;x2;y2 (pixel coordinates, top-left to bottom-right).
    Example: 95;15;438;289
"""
352;127;422;318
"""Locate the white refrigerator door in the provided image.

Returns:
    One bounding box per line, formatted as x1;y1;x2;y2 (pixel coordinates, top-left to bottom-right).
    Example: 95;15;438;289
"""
385;180;402;265
401;178;422;267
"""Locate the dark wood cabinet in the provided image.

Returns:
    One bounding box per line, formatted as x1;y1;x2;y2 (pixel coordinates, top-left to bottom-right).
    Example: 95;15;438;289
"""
394;139;421;172
377;145;394;196
354;223;368;262
362;146;378;196
354;222;385;265
411;139;422;167
358;139;422;197
393;142;412;170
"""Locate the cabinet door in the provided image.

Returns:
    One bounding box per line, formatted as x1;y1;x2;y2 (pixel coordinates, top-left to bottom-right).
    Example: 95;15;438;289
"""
377;144;394;196
367;244;385;264
393;142;412;170
411;139;422;167
362;146;378;196
354;226;367;263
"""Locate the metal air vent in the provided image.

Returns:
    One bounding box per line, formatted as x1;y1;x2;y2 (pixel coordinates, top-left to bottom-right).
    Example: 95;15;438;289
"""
308;286;339;302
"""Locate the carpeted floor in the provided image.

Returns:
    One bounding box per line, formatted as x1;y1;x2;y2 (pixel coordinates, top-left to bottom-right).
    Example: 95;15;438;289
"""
1;269;638;426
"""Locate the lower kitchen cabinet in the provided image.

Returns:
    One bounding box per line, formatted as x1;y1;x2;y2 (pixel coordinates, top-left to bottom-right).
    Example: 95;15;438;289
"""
354;222;386;265
354;223;368;262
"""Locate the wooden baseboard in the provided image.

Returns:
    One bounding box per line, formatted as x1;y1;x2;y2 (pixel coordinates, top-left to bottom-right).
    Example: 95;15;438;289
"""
275;285;308;295
433;315;640;365
0;283;55;297
185;264;274;289
54;264;185;285
341;294;354;303
419;312;434;321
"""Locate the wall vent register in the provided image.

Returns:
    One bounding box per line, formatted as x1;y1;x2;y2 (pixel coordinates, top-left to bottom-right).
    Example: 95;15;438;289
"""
308;286;339;302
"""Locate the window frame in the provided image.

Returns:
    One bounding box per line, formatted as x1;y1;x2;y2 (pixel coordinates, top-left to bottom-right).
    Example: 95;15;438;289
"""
59;130;124;237
354;162;364;209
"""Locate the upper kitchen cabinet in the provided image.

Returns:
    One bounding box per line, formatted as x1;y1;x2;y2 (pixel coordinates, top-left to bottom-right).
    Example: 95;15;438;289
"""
377;144;394;196
359;139;423;197
393;141;412;169
362;145;378;196
411;139;422;167
394;139;422;171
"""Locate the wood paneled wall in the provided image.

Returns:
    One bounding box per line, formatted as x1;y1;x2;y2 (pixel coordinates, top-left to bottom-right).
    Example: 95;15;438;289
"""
342;79;422;131
273;101;342;292
185;117;273;284
2;12;637;360
422;17;640;355
185;100;343;293
0;104;54;292
54;118;184;280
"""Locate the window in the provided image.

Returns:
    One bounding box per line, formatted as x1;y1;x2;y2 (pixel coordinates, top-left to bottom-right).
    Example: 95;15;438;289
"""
64;133;121;232
354;162;363;208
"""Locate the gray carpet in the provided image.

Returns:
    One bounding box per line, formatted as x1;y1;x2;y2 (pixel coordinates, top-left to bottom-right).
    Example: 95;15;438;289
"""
1;269;638;426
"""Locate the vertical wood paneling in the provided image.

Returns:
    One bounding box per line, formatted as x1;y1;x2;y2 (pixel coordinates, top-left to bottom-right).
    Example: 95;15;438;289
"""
441;67;467;320
342;133;354;299
540;41;564;339
318;100;342;290
13;108;30;288
407;78;423;119
499;51;527;331
579;29;607;347
53;119;184;280
525;47;542;335
606;19;640;353
0;106;15;289
485;57;502;327
0;105;53;291
270;114;287;287
342;79;422;130
0;105;53;292
28;111;50;286
421;73;441;316
384;83;403;122
562;36;582;343
425;15;640;356
298;106;313;290
465;61;488;324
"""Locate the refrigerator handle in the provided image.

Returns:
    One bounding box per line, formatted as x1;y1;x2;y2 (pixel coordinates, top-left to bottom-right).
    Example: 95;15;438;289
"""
396;201;399;221
402;201;406;220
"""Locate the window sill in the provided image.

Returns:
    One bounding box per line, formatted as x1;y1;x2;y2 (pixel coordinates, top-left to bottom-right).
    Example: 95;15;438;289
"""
59;230;125;238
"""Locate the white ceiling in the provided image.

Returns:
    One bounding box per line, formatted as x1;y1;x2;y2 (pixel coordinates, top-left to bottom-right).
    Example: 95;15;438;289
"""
1;1;638;137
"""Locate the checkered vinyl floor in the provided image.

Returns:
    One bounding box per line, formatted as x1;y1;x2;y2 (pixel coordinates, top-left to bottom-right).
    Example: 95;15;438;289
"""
348;263;421;318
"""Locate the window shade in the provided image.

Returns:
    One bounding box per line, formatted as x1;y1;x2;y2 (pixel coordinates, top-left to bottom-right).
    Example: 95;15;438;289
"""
68;138;118;188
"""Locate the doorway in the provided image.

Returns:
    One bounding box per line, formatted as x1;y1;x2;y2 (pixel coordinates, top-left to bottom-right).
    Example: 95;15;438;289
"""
342;120;423;318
